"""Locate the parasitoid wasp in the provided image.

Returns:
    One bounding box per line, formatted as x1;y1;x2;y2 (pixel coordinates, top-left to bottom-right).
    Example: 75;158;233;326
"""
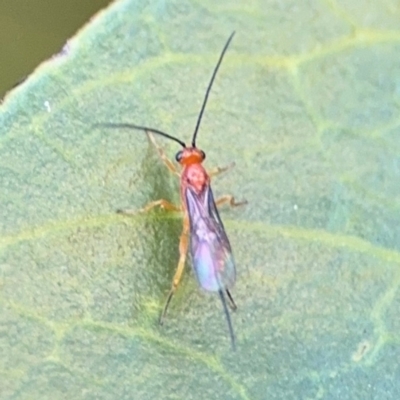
97;32;246;348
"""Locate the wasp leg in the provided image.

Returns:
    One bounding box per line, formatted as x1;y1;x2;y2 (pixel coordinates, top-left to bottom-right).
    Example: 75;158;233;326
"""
146;132;180;176
208;161;235;178
159;215;189;324
117;199;181;215
219;290;236;350
215;195;247;208
225;289;237;311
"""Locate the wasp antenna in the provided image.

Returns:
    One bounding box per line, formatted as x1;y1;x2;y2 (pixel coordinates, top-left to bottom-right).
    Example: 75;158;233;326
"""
191;31;236;147
218;289;236;350
94;123;186;147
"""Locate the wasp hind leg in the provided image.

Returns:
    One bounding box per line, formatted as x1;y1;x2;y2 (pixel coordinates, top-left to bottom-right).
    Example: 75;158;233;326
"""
218;290;236;350
225;289;237;311
159;217;189;324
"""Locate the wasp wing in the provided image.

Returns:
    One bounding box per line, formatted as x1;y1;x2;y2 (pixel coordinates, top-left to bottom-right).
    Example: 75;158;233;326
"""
185;185;236;292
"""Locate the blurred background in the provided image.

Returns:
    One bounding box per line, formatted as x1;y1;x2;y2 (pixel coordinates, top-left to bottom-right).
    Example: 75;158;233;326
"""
0;0;111;98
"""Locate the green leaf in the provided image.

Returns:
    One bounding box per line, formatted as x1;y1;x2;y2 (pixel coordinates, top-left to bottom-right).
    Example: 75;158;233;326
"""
1;0;400;398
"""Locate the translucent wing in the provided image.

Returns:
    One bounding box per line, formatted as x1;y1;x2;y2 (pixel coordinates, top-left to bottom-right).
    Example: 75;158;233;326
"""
185;185;236;292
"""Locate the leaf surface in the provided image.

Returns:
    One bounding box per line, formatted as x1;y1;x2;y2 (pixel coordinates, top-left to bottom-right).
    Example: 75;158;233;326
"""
1;0;400;399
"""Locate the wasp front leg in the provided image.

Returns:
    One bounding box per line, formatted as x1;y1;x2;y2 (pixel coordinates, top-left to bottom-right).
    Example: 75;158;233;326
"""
146;132;180;177
208;162;236;178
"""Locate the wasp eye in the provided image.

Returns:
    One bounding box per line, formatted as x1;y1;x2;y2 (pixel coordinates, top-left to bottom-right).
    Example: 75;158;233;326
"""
175;151;183;162
200;150;206;160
